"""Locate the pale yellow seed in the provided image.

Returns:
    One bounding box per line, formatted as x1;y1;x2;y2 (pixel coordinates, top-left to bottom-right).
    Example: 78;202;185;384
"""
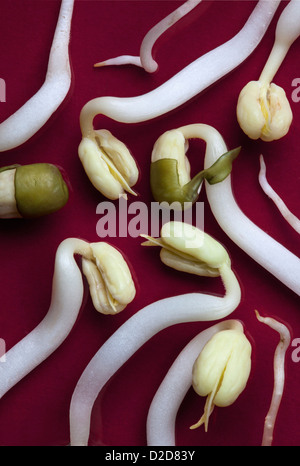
78;130;139;200
237;80;293;142
151;129;191;186
82;242;136;315
161;221;230;269
192;329;252;407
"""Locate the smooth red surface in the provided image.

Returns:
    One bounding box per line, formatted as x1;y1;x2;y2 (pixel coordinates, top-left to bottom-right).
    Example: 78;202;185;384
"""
0;0;300;447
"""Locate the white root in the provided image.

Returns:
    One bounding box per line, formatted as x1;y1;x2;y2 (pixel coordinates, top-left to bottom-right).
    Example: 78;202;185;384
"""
0;238;90;398
80;0;280;138
0;0;74;152
175;123;300;296
259;0;300;85
258;155;300;234
94;0;202;73
255;310;291;447
237;0;300;141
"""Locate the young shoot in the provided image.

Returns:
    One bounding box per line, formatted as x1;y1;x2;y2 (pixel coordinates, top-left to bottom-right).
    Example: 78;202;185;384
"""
146;320;250;446
255;310;291;447
150;127;240;208
181;123;300;297
0;238;135;400
69;221;241;446
237;0;300;141
94;0;202;73
0;0;74;152
258;155;300;234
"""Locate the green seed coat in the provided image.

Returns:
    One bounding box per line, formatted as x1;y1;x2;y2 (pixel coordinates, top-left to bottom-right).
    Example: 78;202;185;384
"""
15;163;69;218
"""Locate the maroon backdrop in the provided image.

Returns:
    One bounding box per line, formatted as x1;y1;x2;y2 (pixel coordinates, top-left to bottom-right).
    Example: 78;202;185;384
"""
0;0;299;446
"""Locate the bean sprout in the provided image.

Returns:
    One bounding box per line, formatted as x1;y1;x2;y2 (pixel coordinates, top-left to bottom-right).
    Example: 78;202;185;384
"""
172;123;300;296
258;0;300;86
0;238;135;400
0;0;74;152
80;0;279;139
69;221;241;446
237;0;300;141
255;310;291;446
258;154;300;234
150;127;240;208
146;319;244;446
94;0;202;73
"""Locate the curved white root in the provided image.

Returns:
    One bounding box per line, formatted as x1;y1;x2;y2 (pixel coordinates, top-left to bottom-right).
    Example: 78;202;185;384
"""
0;238;135;399
258;155;300;234
94;0;202;73
0;238;90;398
255;310;291;447
80;0;280;137
0;0;74;152
186;124;300;296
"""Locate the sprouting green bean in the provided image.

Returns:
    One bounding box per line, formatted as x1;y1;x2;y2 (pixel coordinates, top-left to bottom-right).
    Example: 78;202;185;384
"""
150;147;241;208
0;163;69;219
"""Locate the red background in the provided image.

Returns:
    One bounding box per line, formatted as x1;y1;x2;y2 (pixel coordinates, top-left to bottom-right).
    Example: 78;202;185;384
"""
0;0;300;446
